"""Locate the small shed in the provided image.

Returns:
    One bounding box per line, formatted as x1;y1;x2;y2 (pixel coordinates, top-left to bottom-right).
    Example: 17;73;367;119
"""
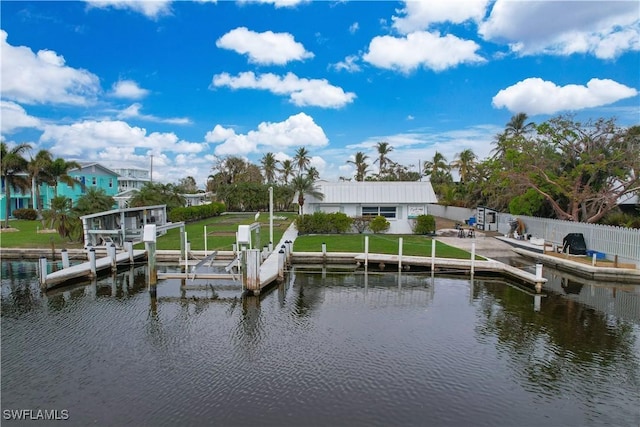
476;206;499;231
303;181;438;234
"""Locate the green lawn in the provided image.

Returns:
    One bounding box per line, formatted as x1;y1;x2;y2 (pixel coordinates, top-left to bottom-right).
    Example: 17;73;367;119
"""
1;215;476;260
0;220;82;249
150;213;297;251
294;234;480;260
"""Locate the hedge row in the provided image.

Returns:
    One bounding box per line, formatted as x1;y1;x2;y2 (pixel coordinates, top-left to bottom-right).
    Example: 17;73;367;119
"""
168;202;226;223
295;212;353;234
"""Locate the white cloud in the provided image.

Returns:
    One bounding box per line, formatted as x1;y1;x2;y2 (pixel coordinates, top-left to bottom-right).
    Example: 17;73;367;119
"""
407;115;415;121
210;112;328;156
392;0;490;34
236;0;308;8
0;30;100;105
216;27;314;65
84;0;172;19
479;0;640;59
211;71;356;108
0;101;41;133
349;22;359;34
40;120;207;157
117;103;191;124
492;77;639;115
363;31;485;73
331;55;361;73
110;80;150;99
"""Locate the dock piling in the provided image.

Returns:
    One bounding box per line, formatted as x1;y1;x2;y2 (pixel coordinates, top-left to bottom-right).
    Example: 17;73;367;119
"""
125;241;134;263
431;239;436;272
89;249;97;277
61;249;70;269
364;236;369;267
398;237;403;271
471;243;476;276
39;257;47;287
108;244;117;272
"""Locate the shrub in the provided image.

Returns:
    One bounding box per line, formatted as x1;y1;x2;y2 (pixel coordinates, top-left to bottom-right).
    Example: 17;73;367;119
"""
352;216;371;233
168;202;226;223
12;208;37;220
295;211;353;234
369;215;390;233
413;214;436;235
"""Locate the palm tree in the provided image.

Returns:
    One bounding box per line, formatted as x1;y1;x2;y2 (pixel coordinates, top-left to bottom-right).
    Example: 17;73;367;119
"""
307;166;320;181
450;149;477;183
294;146;310;176
260;152;278;184
423;151;450;183
346;151;369;181
291;174;324;215
129;182;185;211
74;187;115;215
1;142;32;228
278;159;295;184
28;149;54;217
505;112;535;137
374;141;393;177
48;158;82;196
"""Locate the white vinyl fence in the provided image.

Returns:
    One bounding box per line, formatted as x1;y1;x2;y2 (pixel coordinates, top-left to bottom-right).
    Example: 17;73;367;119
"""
428;204;640;267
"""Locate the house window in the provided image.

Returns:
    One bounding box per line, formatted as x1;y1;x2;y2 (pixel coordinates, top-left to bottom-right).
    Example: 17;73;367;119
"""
362;206;397;219
92;177;97;186
108;178;113;188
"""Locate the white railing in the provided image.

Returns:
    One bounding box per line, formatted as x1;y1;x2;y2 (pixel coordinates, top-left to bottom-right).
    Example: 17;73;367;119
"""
429;204;639;267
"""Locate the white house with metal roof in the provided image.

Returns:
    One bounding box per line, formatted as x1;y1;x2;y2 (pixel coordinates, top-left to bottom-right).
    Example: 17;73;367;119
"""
303;181;438;234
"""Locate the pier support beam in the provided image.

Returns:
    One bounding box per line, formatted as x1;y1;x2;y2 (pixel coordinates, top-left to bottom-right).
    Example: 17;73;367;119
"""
244;249;261;294
89;249;97;277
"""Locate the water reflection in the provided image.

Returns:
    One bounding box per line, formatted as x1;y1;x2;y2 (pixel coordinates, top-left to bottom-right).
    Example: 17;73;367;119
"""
1;261;639;426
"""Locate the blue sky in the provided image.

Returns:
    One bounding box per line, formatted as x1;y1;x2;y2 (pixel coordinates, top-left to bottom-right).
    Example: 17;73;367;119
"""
2;0;639;188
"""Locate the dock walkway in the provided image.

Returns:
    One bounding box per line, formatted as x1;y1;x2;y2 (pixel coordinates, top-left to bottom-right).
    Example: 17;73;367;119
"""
44;250;146;287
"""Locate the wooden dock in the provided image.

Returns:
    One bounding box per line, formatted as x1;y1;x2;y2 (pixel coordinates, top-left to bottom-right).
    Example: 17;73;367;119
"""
43;250;146;288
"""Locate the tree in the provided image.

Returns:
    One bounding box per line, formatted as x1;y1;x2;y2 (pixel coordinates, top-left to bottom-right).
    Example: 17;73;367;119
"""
260;152;278;184
278;159;295;184
28;149;53;218
374;141;393;177
346;151;369;181
509;116;640;223
307;166;320;181
450;149;477;183
42;196;80;240
176;176;197;193
74;187;116;216
291;174;324;215
1;142;31;228
48;158;81;196
129;182;186;211
208;156;263;192
505;112;535;137
294;146;311;176
423;151;451;184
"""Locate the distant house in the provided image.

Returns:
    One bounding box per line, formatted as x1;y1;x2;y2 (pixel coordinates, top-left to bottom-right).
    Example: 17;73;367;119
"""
111;166;151;193
303;181;438;234
0;173;32;221
52;163;119;208
183;192;213;207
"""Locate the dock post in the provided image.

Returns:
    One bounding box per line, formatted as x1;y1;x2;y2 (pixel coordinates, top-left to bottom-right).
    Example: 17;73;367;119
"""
431;239;436;272
364;236;369;267
61;249;70;269
285;240;292;265
89;249;97;277
108;243;117;272
125;240;134;263
322;242;326;263
278;249;285;281
86;244;93;260
470;242;476;276
204;225;208;257
535;263;543;292
592;253;597;266
245;249;261;294
39;257;47;288
143;224;157;286
398;237;403;271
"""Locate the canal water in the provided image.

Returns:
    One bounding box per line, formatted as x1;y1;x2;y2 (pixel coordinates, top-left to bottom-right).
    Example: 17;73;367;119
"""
1;261;639;426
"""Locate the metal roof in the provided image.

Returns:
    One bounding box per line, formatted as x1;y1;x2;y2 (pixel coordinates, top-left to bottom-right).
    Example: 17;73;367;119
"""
305;181;438;204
